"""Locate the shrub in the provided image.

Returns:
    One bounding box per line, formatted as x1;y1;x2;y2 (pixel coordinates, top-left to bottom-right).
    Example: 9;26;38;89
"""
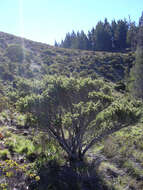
0;149;10;160
5;44;30;63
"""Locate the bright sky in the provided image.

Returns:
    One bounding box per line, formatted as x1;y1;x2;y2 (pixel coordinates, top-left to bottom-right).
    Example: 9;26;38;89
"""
0;0;142;45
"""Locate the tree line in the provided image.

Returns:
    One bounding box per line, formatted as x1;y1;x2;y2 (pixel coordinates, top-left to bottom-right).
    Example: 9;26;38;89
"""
55;14;143;52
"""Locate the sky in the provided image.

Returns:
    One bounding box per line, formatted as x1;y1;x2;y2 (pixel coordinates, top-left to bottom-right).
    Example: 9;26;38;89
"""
0;0;142;45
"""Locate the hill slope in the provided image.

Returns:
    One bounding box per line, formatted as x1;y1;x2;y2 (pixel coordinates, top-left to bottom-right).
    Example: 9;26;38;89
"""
0;31;135;82
0;32;143;190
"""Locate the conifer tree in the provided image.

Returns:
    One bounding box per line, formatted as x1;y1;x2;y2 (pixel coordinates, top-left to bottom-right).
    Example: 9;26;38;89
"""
129;13;143;98
130;47;143;98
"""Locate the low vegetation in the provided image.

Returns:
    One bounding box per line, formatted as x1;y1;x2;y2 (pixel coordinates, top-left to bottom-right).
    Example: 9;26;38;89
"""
0;28;142;190
0;32;135;83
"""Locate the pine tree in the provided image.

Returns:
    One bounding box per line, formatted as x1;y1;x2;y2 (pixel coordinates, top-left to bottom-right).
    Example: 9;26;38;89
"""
62;33;72;48
114;19;128;50
94;21;105;51
126;22;138;50
70;31;77;49
139;11;143;26
129;13;143;98
54;40;59;47
88;28;96;51
130;47;143;98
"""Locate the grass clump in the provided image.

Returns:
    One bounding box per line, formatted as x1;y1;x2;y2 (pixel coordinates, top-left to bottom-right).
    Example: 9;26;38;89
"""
5;135;35;156
0;149;10;160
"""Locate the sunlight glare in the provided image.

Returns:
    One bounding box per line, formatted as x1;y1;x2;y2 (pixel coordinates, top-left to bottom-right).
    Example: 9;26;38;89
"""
18;0;26;63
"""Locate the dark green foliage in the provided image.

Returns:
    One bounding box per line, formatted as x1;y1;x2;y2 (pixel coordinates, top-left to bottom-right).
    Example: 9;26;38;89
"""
129;47;143;98
113;19;128;50
0;30;135;83
129;13;143;99
58;17;139;52
41;51;134;82
16;76;140;163
5;44;26;62
114;81;126;92
0;23;142;190
127;21;138;50
94;19;112;51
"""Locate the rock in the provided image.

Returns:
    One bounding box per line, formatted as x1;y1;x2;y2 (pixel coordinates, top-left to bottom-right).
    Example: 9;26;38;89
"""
23;131;29;136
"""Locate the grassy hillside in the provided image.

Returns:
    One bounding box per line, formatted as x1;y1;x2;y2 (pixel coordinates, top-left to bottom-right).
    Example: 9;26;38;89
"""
0;32;142;190
0;32;135;82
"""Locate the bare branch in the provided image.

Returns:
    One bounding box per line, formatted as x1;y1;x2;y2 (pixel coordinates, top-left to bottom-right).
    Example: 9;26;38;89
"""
82;123;130;156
